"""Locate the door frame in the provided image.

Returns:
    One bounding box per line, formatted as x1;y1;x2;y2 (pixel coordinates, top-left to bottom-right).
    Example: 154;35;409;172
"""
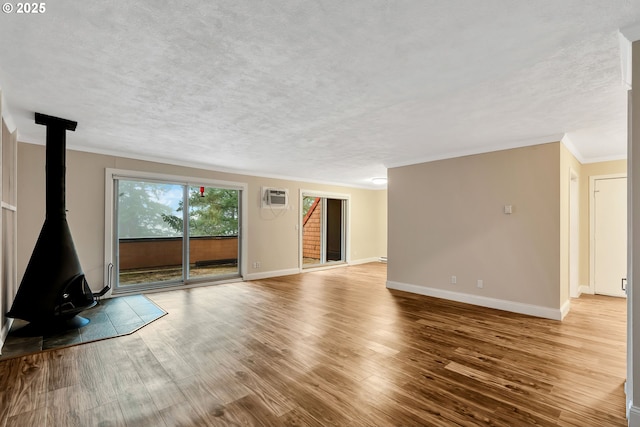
104;168;248;296
298;189;350;271
569;169;579;298
589;173;627;295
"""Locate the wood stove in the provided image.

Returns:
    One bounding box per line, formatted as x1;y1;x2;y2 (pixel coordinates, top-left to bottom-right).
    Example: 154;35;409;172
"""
6;113;96;328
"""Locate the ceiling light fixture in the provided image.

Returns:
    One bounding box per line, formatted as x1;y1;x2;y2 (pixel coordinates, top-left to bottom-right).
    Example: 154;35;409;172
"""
371;177;387;185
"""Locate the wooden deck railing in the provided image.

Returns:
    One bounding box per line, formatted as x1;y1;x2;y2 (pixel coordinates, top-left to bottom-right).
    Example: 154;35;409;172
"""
118;236;238;269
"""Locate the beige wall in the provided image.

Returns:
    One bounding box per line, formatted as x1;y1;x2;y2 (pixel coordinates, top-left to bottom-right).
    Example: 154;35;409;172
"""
378;189;388;258
388;141;627;318
0;117;6;339
1;109;18;347
579;159;627;289
559;144;582;305
388;143;562;310
17;143;387;290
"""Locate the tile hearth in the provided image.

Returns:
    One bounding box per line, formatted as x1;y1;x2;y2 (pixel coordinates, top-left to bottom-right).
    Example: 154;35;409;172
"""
0;294;166;360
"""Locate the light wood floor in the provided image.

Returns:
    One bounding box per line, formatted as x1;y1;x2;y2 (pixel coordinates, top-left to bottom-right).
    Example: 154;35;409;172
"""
0;263;627;426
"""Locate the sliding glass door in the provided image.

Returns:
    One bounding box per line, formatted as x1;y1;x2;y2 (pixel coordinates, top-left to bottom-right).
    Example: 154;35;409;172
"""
114;177;241;292
301;194;347;267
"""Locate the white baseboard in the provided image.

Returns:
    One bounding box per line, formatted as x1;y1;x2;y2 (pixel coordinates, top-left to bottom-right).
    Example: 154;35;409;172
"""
386;280;565;320
349;257;382;266
560;299;571;320
629;404;640;427
0;318;14;355
301;263;348;273
242;259;383;281
244;268;300;281
579;285;594;296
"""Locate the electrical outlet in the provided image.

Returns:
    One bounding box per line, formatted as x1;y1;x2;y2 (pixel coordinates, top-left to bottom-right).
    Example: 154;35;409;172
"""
450;276;457;284
252;262;261;269
477;279;483;289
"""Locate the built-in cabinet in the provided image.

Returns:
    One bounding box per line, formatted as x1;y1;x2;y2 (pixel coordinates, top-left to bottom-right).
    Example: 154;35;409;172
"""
0;89;19;352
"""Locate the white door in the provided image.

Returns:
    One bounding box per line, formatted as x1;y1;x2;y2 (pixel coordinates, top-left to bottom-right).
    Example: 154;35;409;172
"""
594;177;627;297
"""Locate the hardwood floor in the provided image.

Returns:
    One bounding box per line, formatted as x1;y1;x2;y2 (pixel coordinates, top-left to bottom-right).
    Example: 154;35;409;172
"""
0;263;627;426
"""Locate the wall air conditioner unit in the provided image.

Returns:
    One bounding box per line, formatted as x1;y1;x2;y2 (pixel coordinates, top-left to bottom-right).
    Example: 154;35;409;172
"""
262;187;289;209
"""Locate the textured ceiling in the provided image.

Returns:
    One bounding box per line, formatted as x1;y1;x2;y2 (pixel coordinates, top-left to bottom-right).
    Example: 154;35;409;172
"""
0;1;639;188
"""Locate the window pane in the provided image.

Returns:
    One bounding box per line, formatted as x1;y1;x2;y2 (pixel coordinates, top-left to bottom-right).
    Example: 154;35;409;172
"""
326;198;343;262
302;196;321;265
188;186;239;279
117;180;184;286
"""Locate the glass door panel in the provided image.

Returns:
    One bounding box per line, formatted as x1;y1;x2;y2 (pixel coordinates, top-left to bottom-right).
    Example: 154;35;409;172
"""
326;198;344;262
302;196;322;266
188;186;240;280
116;179;184;287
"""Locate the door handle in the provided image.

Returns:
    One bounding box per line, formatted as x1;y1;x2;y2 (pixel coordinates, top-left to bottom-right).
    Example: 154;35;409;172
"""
622;278;627;292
